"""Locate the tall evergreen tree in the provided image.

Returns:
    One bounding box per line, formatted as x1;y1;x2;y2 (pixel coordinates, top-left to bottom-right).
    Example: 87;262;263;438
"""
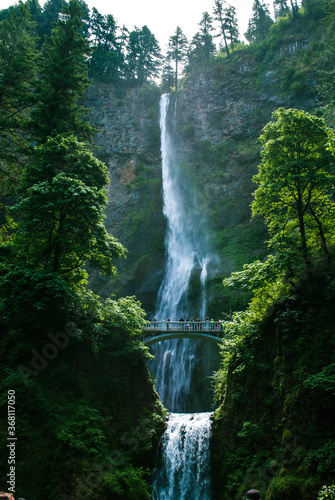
126;25;161;85
88;8;124;82
167;26;188;91
213;0;231;57
273;0;290;18
245;0;273;43
189;12;215;66
30;0;93;144
0;2;38;192
161;61;175;93
223;5;239;50
38;0;67;38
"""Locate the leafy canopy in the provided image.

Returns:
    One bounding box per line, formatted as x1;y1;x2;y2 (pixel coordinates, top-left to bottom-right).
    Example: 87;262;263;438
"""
9;135;126;281
252;107;335;264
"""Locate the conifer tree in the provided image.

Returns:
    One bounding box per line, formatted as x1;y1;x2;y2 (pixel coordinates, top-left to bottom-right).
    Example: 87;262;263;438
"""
273;0;290;18
126;25;161;84
224;5;239;50
245;0;273;43
161;61;175;93
0;2;38;192
167;26;188;91
30;0;93;143
88;8;124;82
189;12;215;66
213;0;231;57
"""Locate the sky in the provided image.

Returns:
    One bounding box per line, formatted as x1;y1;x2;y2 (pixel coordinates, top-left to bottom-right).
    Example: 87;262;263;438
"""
0;0;275;50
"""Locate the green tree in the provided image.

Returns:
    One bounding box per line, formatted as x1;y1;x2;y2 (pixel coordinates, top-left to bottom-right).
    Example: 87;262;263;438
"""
88;8;124;82
252;108;335;266
290;0;300;18
213;0;239;57
273;0;291;18
224;5;239;50
167;26;188;91
189;11;216;66
302;0;327;20
126;25;161;85
38;0;67;38
9;135;125;282
30;0;93;143
213;0;230;57
161;61;175;93
0;2;38;192
245;0;273;43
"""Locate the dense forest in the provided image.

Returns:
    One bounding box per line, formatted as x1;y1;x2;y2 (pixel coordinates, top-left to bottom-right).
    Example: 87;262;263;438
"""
0;0;335;498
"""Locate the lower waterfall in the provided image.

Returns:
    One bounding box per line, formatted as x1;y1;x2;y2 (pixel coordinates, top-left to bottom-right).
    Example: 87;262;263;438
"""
152;413;212;500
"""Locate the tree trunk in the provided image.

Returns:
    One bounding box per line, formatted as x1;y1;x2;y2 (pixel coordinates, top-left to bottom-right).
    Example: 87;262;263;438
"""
309;205;332;263
222;26;230;58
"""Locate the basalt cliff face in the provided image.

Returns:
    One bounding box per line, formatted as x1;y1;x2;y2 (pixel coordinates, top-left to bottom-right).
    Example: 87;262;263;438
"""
86;40;317;318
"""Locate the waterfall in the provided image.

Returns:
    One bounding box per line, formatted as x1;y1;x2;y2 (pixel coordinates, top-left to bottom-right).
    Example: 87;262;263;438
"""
150;94;215;499
152;413;212;500
155;93;210;320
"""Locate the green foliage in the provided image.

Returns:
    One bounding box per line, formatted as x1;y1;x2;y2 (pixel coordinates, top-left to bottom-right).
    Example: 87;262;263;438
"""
303;364;335;396
9;135;125;281
0;2;37;192
0;268;74;331
126;25;161;85
318;485;335;500
245;0;274;44
266;476;306;500
167;26;188;90
95;467;152;499
188;11;216;67
88;8;124;82
252;107;335;265
306;442;335;475
57;403;108;456
30;0;93;143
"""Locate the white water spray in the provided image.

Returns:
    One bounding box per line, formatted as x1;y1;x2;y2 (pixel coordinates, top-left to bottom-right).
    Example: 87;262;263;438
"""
152;413;212;500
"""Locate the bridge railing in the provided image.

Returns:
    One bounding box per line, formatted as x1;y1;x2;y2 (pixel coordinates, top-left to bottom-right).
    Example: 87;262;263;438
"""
144;320;224;333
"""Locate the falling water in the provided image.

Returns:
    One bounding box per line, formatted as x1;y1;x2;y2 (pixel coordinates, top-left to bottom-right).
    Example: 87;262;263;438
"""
150;94;215;499
155;93;210;320
152;413;212;500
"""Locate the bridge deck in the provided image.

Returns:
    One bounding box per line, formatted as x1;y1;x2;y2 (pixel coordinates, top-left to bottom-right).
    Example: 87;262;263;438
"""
143;320;225;346
145;320;224;332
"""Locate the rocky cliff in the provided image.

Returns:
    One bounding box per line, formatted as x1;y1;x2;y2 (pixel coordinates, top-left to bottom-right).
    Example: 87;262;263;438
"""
86;37;318;318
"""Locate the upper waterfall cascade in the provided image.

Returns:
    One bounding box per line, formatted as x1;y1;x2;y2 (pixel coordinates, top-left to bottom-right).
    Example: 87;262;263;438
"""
155;93;211;321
